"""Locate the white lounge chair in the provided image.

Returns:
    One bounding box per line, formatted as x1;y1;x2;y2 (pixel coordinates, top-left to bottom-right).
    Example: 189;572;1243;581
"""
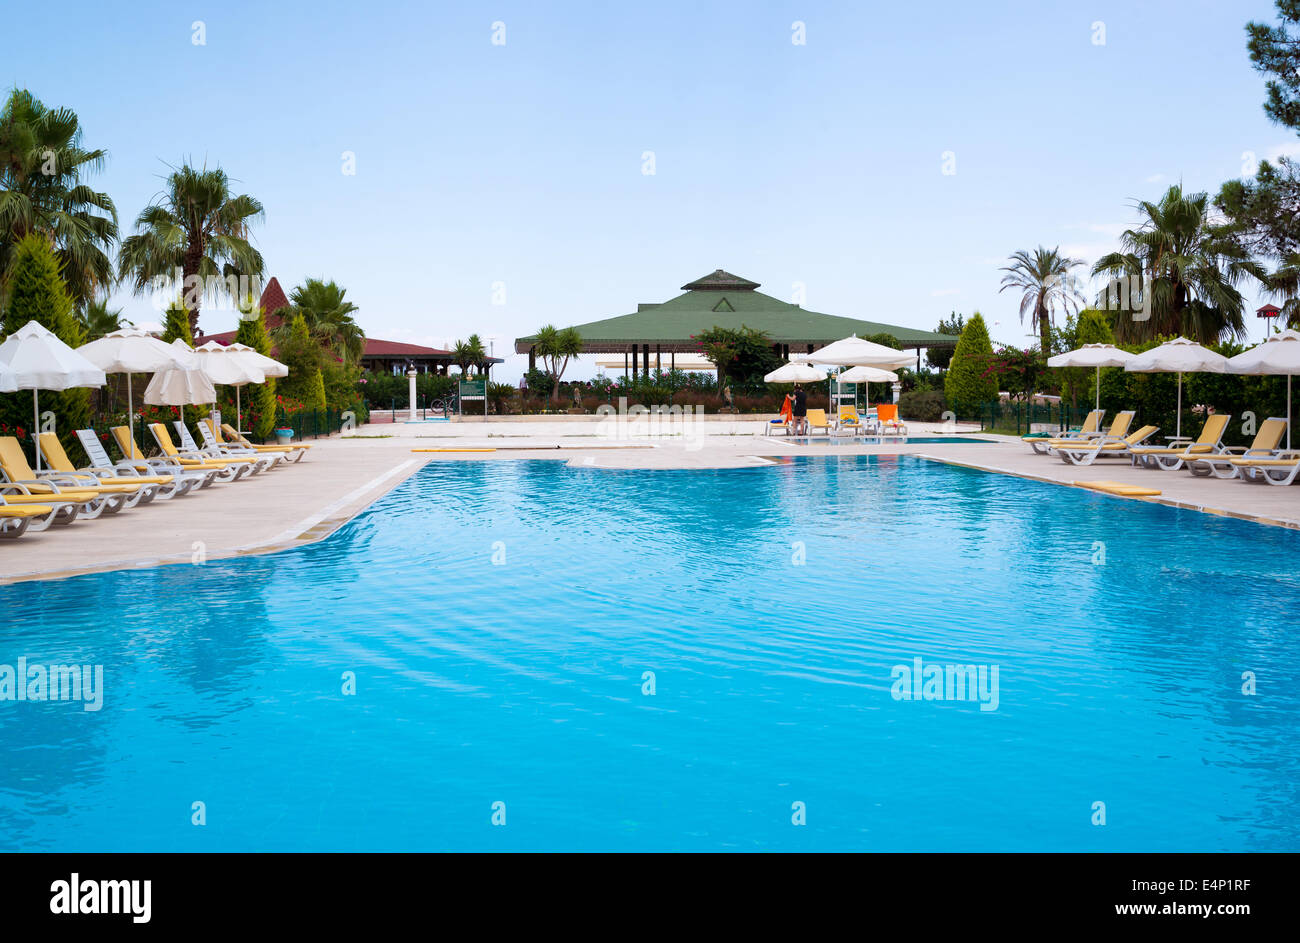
1188;417;1288;479
1127;413;1231;471
73;429;201;499
1055;424;1160;466
172;421;276;474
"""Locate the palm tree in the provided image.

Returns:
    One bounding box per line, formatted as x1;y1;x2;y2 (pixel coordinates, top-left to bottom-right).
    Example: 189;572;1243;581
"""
533;325;583;403
276;278;364;365
0;89;118;306
117;162;264;336
451;340;475;376
999;246;1085;355
1092;185;1265;344
77;296;130;341
464;333;487;374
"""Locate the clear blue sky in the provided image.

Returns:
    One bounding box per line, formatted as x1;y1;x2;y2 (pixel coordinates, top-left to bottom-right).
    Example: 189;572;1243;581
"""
7;0;1293;379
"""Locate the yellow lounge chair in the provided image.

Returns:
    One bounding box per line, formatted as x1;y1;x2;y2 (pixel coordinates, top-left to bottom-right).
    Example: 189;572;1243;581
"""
1025;409;1103;454
37;433;166;504
805;408;831;436
147;424;253;480
219;422;311;460
0;496;58;537
72;429;199;498
1229;453;1300;486
836;405;866;436
1056;424;1159;466
1188;417;1287;479
1127;413;1232;470
1047;410;1133;451
109;426;223;488
0;436;139;515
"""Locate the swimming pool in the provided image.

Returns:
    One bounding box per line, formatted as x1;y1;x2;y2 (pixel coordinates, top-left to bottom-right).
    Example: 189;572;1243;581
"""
1;455;1297;851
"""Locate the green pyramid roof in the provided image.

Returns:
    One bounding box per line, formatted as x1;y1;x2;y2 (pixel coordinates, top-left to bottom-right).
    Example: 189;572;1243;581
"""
515;270;955;354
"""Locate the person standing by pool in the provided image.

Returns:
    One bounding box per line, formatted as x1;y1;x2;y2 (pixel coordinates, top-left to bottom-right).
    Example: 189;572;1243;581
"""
791;384;808;435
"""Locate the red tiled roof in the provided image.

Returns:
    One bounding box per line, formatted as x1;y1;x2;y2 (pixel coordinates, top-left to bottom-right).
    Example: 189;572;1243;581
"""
259;276;291;319
198;275;458;358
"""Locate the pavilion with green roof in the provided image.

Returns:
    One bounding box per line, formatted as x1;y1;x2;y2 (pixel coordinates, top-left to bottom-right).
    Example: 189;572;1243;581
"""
515;269;955;376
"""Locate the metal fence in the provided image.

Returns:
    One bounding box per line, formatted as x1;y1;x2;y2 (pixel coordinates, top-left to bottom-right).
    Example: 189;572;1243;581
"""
273;408;351;440
954;401;1090;436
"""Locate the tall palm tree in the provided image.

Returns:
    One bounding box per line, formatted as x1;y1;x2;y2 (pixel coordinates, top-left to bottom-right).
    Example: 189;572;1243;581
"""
0;88;118;306
117;163;264;336
1092;185;1265;344
275;278;364;365
999;246;1085;355
77;296;130;341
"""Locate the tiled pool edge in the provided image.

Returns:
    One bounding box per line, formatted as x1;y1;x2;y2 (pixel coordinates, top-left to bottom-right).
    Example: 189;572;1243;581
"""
0;458;429;587
915;452;1300;531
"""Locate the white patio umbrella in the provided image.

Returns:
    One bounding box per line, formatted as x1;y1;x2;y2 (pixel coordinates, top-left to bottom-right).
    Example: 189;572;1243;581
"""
0;359;16;394
0;321;107;469
144;340;217;409
1124;337;1228;439
763;361;828;383
1046;343;1136;413
77;328;193;452
193;341;266;436
195;341;276;433
837;365;899;405
795;334;913;411
1226;328;1300;450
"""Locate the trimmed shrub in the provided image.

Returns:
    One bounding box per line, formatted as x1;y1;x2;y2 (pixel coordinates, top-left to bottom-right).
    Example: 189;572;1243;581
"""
944;311;996;414
899;390;947;422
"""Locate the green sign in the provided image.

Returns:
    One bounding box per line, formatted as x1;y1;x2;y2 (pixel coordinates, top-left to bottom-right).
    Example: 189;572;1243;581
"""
459;380;486;400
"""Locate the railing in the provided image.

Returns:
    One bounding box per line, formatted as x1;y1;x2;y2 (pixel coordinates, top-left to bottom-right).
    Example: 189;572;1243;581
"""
273;408;349;440
365;397;455;423
950;401;1088;436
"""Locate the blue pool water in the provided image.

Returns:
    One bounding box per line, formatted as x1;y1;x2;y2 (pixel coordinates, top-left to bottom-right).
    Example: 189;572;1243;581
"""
1;456;1297;852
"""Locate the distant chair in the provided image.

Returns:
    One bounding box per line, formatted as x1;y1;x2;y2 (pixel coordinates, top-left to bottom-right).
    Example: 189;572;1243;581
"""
875;403;907;436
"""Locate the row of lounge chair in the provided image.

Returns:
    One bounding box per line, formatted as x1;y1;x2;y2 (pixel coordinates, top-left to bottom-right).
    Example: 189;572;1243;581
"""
769;405;908;437
0;419;310;539
1021;409;1299;484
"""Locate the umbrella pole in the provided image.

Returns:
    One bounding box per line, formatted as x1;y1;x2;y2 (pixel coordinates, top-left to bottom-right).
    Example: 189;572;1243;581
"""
236;386;241;436
127;373;134;456
32;389;40;470
1289;374;1293;452
1176;372;1183;439
1095;365;1100;414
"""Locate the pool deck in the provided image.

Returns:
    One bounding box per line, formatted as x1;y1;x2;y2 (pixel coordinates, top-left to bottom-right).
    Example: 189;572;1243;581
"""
3;416;1298;584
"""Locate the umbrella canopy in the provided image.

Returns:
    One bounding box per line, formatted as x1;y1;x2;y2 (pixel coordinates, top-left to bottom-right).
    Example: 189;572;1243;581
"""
144;340;216;406
0;321;108;469
1226;328;1300;450
223;342;288;379
1047;343;1135;369
0;320;107;388
763;361;828;383
837;365;899;383
1047;343;1136;413
77;327;192;373
1124;337;1228;438
77;328;194;448
193;341;265;386
0;359;15;394
796;334;913;368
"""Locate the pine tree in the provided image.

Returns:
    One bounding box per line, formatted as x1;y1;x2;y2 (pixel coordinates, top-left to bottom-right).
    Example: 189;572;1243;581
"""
234;295;278;440
943;311;997;414
161;296;194;346
275;312;324;408
0;235;90;460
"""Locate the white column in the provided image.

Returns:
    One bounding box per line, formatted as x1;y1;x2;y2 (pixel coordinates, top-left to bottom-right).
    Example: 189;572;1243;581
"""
408;368;418;422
